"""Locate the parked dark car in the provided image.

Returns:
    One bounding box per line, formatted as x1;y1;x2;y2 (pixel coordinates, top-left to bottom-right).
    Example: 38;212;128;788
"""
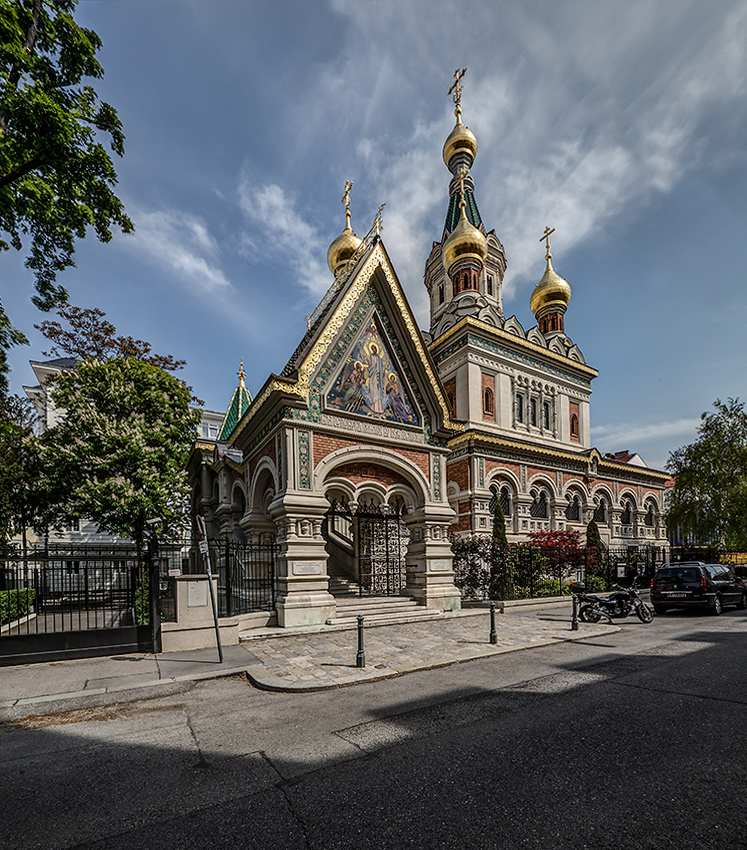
650;562;747;615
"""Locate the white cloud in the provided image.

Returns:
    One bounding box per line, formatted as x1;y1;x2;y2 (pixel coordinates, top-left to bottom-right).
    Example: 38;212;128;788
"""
125;207;231;293
238;177;330;297
591;418;700;448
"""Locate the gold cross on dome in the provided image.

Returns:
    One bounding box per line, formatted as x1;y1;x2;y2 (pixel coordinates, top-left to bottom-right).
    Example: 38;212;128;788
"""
448;68;467;113
341;180;353;219
540;225;555;260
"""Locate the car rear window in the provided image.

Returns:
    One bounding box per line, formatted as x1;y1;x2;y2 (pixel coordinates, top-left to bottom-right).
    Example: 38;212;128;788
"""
656;568;701;582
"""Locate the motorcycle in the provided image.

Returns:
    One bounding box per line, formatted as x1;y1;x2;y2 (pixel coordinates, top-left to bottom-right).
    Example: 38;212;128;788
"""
572;581;654;624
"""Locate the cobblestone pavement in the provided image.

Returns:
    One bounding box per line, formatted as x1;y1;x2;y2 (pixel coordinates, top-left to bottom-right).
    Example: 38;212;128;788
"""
243;609;620;691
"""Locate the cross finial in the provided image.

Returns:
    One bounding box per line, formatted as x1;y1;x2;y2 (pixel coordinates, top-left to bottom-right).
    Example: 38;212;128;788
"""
540;225;555;261
448;68;468;118
238;358;246;386
341;180;353;226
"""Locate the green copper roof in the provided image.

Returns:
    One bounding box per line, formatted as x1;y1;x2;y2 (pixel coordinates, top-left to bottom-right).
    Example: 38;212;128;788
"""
444;190;482;234
218;375;253;441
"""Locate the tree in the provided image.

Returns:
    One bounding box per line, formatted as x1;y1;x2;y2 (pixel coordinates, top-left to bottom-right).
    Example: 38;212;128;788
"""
667;398;747;551
0;0;132;395
0;0;132;308
39;357;200;551
0;392;38;550
585;519;604;553
36;304;186;372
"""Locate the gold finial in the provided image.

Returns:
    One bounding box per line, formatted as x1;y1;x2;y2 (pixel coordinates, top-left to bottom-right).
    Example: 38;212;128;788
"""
449;68;467;120
456;167;469;213
540;226;555;261
238;359;246;386
373;202;386;235
342;180;353;227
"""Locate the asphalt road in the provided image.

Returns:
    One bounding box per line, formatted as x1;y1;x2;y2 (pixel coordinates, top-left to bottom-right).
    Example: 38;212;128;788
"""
3;606;747;850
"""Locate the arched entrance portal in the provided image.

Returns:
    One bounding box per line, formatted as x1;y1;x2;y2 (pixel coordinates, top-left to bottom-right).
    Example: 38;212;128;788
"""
325;499;410;596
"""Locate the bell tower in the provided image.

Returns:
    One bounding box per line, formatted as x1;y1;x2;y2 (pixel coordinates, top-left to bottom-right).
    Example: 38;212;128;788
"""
425;68;507;340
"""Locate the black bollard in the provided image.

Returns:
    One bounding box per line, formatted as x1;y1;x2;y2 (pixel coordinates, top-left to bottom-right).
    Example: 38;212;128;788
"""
571;594;579;631
489;601;497;644
356;614;366;668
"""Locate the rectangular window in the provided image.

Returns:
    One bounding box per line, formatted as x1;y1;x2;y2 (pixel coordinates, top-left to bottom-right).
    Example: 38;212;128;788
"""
530;398;537;427
439;283;444;304
516;394;523;423
543;402;550;430
487;275;493;296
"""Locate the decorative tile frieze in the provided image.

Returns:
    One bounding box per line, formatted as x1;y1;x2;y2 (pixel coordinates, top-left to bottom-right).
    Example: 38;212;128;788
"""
432;454;442;500
298;430;311;489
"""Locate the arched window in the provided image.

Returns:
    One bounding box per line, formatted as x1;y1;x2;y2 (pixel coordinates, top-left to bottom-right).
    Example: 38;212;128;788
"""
594;497;608;523
621;499;633;526
530;398;537;426
565;493;580;521
447;393;455;416
487;275;493;296
530;489;548;518
484;387;494;416
438;284;444;305
516;394;523;423
570;414;580;440
543;402;551;430
645;503;655;527
500;485;511;517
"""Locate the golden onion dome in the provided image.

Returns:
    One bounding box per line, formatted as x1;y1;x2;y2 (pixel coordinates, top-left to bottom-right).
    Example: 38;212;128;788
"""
530;255;572;319
443;117;478;168
327;223;362;274
442;199;487;276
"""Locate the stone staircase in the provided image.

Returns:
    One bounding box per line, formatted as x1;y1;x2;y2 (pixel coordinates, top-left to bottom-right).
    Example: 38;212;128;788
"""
325;558;444;627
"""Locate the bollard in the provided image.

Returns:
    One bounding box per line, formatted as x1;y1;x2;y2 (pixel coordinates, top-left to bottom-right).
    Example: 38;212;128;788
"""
489;601;497;644
356;614;366;668
571;594;579;631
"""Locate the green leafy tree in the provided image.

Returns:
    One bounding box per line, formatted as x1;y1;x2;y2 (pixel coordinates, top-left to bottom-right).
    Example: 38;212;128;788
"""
585;519;604;552
0;392;38;550
39;357;200;552
489;495;511;597
667;398;747;551
0;0;132;392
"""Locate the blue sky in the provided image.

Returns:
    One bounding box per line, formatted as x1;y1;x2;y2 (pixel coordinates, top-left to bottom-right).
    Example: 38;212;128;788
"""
4;0;747;471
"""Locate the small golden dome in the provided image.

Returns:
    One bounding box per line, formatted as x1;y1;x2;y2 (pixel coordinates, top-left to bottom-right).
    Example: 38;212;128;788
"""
442;200;487;276
327;224;362;273
530;256;572;319
443;117;478;167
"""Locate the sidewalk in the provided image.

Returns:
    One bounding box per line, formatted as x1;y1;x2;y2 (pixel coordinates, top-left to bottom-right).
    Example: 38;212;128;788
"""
0;605;619;722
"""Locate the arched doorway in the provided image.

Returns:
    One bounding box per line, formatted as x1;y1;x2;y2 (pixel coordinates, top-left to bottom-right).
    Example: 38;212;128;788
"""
324;495;410;597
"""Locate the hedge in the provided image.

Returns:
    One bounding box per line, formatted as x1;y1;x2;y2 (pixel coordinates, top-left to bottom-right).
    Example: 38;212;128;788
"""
0;589;36;626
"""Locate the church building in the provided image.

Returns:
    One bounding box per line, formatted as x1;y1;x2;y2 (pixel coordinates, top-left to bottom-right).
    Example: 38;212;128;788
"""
188;73;669;628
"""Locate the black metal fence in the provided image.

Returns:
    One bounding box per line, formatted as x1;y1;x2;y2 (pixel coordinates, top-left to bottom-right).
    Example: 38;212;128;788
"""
0;544;142;636
194;537;278;617
452;540;667;601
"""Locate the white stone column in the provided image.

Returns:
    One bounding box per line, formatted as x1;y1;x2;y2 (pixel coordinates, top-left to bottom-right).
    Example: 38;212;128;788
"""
403;503;461;611
269;491;336;628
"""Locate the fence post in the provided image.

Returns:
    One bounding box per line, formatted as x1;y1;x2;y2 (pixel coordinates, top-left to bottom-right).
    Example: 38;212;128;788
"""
224;537;232;618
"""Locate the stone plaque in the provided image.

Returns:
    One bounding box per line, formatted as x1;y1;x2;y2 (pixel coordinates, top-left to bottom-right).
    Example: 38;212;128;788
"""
430;559;451;572
292;560;324;576
187;580;208;607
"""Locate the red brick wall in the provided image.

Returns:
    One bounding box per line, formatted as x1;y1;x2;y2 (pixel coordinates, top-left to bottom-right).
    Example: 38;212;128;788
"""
447;456;470;492
326;462;407;487
248;438;276;479
312;432;430;481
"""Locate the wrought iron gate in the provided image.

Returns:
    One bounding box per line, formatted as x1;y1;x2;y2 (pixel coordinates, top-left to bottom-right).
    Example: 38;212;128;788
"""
355;502;409;596
0;545;152;666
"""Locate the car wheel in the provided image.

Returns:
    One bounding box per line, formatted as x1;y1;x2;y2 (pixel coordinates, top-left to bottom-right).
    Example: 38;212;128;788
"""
711;595;723;616
737;592;747;611
653;605;667;615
